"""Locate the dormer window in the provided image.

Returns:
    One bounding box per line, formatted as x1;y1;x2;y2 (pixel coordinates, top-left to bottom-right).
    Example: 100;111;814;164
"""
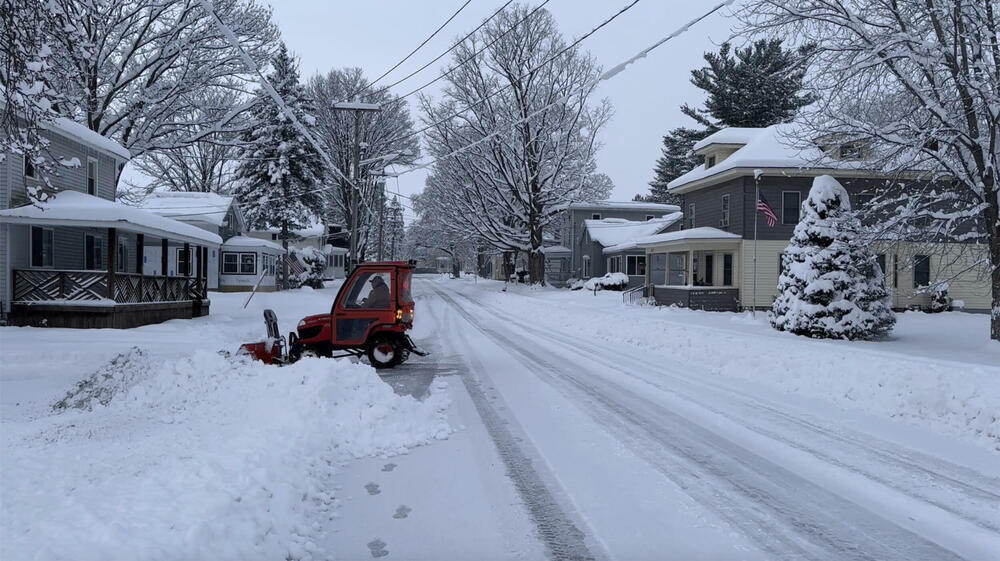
23;154;36;178
706;155;716;168
592;213;601;220
838;142;865;160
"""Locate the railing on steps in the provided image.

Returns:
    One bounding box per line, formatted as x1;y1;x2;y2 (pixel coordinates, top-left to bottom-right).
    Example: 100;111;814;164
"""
622;285;647;305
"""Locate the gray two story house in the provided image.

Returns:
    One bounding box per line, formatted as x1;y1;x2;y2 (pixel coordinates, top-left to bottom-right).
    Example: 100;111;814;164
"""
0;118;221;327
642;124;991;312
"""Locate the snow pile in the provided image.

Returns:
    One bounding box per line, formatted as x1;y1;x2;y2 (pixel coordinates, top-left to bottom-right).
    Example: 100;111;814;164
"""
583;272;630;291
2;351;452;560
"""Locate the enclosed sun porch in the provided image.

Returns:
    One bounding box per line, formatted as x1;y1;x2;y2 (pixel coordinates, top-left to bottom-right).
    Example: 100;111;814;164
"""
0;191;222;328
638;227;743;312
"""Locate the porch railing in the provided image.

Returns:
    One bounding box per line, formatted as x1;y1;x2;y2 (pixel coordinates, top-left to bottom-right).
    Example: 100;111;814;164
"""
13;269;206;305
622;285;647;305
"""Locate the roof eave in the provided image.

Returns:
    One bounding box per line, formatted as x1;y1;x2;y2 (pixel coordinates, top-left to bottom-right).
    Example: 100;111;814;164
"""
0;215;221;246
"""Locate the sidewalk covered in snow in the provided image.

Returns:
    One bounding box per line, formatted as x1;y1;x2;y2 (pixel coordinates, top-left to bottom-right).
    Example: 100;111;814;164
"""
0;191;222;328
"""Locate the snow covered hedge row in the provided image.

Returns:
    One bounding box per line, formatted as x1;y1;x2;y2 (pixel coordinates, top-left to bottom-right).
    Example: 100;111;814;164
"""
571;272;630;292
2;350;452;561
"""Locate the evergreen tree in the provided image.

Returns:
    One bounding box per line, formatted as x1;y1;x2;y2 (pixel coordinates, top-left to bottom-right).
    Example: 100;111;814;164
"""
647;39;814;196
387;196;406;260
234;43;325;283
770;176;895;340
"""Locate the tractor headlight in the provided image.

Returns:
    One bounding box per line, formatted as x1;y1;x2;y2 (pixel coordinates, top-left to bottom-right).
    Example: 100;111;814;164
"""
297;319;306;329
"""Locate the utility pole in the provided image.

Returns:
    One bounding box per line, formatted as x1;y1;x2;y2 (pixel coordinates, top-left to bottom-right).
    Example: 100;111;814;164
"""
332;101;381;272
376;179;386;261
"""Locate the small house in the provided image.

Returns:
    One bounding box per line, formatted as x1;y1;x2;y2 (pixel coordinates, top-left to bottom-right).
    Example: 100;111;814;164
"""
218;236;285;292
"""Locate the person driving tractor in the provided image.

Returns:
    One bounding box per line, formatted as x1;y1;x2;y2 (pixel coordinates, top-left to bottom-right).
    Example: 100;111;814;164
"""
364;274;391;308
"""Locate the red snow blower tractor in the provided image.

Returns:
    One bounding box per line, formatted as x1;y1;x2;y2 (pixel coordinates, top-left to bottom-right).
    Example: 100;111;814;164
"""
240;261;426;369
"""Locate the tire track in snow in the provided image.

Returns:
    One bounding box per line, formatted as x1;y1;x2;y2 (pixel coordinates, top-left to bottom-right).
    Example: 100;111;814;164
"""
451;288;1000;533
422;284;599;561
433;285;974;561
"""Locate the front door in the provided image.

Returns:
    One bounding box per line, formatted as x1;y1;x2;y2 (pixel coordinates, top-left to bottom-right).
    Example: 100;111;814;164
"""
333;268;394;345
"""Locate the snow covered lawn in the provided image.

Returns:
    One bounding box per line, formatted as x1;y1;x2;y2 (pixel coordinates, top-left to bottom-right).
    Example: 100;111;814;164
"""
1;285;452;561
471;276;1000;449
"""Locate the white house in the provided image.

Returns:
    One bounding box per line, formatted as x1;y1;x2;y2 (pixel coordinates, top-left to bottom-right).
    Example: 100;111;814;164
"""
218;236;285;292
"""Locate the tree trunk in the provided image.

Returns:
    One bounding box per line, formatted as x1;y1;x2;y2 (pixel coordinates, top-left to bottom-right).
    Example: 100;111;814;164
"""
452;259;461;278
281;223;289;291
528;223;545;285
988;197;1000;341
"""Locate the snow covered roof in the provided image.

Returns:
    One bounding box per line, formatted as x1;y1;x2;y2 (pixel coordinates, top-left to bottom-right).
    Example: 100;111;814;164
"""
324;244;348;254
138;192;236;227
0;190;221;245
635;227;742;247
222;235;285;253
252;219;327;239
584;212;683;250
669;124;871;192
44;118;131;160
541;245;571;254
568;200;681;212
692;127;761;152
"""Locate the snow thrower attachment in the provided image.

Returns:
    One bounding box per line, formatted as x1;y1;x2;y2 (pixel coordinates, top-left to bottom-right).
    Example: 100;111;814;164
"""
239;261;426;369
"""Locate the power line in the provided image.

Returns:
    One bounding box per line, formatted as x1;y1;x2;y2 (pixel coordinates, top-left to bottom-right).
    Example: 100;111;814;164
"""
360;0;475;95
385;0;639;147
364;0;517;99
400;0;734;176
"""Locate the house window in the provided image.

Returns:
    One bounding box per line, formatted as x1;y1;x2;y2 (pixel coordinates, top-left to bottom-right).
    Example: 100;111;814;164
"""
271;233;278;241
85;234;104;270
645;214;655;221
240;253;256;275
117;238;128;272
721;194;730;228
782;192;801;225
608;256;622;274
723;253;733;286
30;226;53;267
693;251;714;286
222;252;240;274
583;256;591;277
265;254;276;276
688;203;696;229
668;252;687;285
23;154;36;178
778;252;786;276
626;255;646;276
176;247;191;276
591;213;601;220
87;157;98;196
913;255;930;287
706;155;716;168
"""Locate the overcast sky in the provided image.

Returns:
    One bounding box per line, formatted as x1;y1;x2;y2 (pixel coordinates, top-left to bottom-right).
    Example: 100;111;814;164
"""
268;0;738;218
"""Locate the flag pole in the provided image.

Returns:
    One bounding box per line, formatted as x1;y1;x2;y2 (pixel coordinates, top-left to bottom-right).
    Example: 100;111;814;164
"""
753;170;762;318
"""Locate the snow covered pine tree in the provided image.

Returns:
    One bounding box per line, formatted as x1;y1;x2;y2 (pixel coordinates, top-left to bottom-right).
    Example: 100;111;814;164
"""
771;176;895;340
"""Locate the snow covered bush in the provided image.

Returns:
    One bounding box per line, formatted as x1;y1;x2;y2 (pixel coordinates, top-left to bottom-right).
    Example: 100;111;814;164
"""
583;272;630;292
770;175;895;340
297;247;327;289
929;283;953;313
566;278;585;290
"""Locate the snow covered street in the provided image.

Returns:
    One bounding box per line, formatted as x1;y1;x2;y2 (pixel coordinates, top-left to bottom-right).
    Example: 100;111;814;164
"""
3;275;1000;560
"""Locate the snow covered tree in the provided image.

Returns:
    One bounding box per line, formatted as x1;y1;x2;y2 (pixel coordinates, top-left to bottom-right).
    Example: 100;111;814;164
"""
421;4;612;284
234;43;325;286
740;0;1000;341
771;176;895;340
646;39;813;197
307;68;419;256
387;196;405;260
0;0;84;201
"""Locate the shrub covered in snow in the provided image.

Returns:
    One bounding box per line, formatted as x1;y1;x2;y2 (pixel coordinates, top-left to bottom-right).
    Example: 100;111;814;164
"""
929;283;953;313
770;175;895;340
287;247;326;289
583;272;630;292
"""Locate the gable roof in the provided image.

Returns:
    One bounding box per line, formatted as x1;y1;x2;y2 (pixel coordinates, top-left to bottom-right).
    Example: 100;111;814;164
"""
138;191;238;228
44;118;131;160
584;212;684;252
692;127;760;152
635;227;742;247
668;124;873;193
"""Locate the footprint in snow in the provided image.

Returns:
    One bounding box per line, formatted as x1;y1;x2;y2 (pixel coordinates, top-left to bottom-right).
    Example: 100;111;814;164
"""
381;463;397;472
393;505;411;519
365;482;381;495
367;538;389;558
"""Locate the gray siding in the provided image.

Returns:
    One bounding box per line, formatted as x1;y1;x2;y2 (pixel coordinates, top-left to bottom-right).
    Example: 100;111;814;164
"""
680;178;744;235
8;130;122;206
566;207;676;276
1;154;9;311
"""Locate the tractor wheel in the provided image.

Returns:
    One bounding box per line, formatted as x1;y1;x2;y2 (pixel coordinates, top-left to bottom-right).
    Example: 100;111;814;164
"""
366;335;401;369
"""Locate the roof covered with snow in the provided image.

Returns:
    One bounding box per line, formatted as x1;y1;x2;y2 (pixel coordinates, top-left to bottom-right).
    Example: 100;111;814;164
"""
0;190;221;245
568;200;681;212
222;235;286;252
541;245;571;254
252;219;329;239
138;192;236;227
669;124;872;192
691;127;761;152
584;212;683;250
44;118;131;160
635;227;742;247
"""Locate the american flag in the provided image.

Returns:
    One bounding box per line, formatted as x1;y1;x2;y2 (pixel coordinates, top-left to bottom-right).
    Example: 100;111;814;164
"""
285;254;305;275
757;193;778;227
